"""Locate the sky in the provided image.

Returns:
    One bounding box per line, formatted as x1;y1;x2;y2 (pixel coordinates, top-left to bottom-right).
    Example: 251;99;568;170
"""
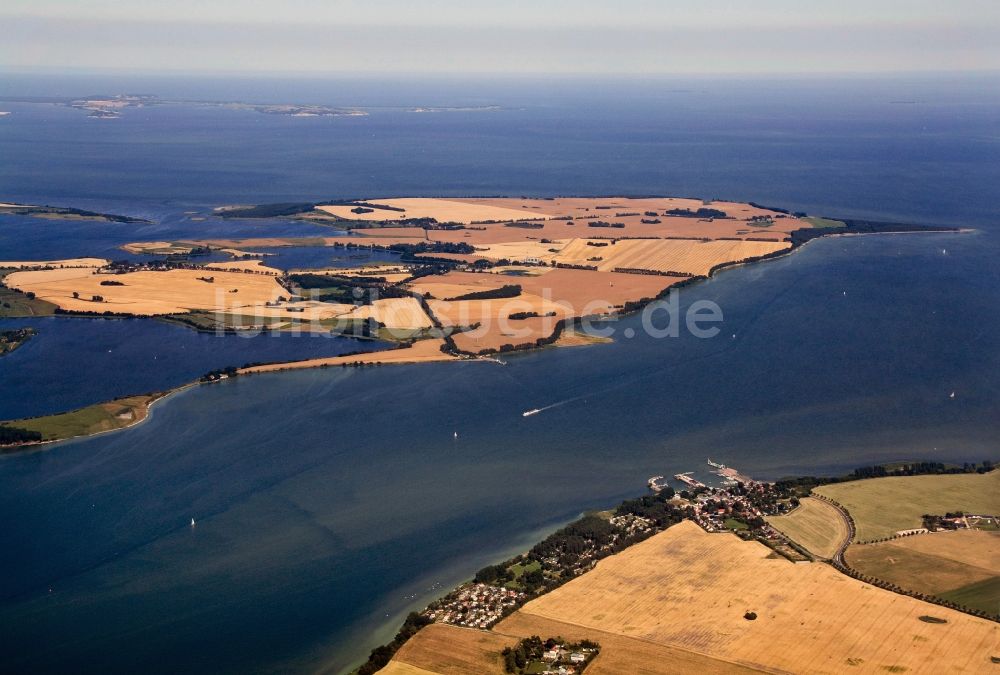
1;0;998;75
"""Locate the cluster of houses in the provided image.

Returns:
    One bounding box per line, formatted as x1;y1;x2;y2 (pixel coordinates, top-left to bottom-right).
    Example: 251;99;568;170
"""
423;583;525;629
608;513;656;538
536;644;595;675
535;514;654;579
917;512;998;536
687;478;790;534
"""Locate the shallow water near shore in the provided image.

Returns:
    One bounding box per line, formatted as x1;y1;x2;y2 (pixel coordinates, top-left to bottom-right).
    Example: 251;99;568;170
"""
0;74;999;673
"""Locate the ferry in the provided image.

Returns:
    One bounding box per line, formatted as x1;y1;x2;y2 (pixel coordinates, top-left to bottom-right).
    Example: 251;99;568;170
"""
707;458;726;469
522;409;541;417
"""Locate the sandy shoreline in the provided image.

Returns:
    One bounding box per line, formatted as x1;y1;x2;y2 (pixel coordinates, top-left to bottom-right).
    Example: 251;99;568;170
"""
238;338;459;374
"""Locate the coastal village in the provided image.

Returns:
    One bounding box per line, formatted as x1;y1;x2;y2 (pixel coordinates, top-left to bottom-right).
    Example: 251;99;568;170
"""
416;459;805;632
368;462;998;675
406;457;1000;644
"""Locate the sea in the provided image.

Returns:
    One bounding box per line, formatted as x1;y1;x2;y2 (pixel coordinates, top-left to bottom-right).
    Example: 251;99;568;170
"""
0;72;998;673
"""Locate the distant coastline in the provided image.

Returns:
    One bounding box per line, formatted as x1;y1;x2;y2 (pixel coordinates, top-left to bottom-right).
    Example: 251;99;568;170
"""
0;201;149;223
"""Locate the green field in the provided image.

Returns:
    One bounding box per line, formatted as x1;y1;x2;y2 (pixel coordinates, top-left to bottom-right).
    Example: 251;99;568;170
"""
160;310;290;332
0;270;59;317
815;471;1000;542
1;393;165;445
802;216;847;229
765;497;849;558
939;577;1000;616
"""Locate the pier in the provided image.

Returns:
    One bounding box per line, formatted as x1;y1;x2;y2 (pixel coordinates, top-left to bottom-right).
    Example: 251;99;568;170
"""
673;472;706;489
707;458;753;484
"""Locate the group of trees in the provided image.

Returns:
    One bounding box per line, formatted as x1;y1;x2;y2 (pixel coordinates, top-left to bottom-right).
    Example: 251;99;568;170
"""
446;284;521;301
501;635;599;673
778;460;996;495
789;219;958;246
852;461;993;478
616;488;692;529
665;207;729;219
501;635;546;673
387;241;476;259
0;426;43;445
200;366;238;382
508;311;556;320
218;202;316;219
355;612;432;675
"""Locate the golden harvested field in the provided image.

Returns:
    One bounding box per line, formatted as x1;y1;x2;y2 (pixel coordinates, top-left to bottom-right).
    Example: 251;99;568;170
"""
552;238;791;275
218;297;433;330
423;291;568;352
472;240;564;261
300;265;414;283
378;663;438;675
316;198;544;224
343;297;435;331
815;471;1000;542
415;269;676;316
387;623;512;674
6;267;286;315
201;260;281;274
412;269;677;351
496;614;766;675
121;241;196;255
765;497;849;559
186;236;330;248
498;520;1000;674
219;301;353;322
846;530;1000;604
0;258;107;269
218;247;266;258
238;338;457;374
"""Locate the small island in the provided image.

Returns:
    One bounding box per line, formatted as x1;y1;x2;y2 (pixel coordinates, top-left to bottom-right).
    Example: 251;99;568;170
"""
0;201;149;223
0;327;35;355
50;94;368;119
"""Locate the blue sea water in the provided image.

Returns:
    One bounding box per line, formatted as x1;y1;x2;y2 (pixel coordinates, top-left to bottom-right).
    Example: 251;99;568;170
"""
0;73;998;673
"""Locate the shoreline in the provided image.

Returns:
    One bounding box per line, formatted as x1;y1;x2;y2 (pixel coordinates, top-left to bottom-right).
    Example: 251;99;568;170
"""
0;221;969;452
354;463;999;674
0;386;188;453
0;203;976;454
0;201;149;223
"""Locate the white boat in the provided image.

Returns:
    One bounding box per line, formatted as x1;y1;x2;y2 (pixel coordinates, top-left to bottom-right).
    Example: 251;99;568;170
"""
522;409;541;417
453;431;458;439
190;518;196;527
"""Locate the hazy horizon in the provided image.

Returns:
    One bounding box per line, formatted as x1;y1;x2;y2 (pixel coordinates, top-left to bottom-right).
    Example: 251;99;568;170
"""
2;1;998;75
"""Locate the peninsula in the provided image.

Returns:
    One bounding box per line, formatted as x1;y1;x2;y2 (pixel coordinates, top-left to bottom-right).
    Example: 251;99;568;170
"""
0;201;149;223
0;196;962;449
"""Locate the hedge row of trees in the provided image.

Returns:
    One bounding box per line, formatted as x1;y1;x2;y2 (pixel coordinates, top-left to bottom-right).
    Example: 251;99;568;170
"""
776;460;997;493
664;207;729;218
446;284;521;301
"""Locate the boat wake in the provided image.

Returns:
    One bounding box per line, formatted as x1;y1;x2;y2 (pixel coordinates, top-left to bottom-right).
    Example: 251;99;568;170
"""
521;395;586;418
